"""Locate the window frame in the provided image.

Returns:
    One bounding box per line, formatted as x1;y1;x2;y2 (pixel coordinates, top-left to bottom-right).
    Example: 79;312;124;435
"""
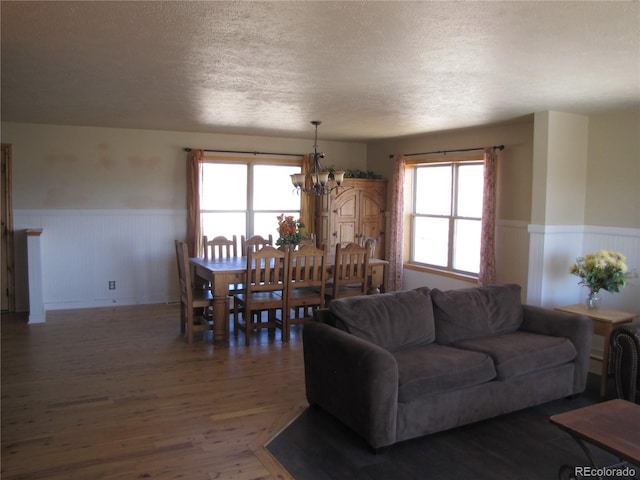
408;157;484;278
199;154;303;239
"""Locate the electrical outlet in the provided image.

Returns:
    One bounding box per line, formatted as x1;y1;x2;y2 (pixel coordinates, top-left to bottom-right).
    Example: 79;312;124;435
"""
108;281;116;290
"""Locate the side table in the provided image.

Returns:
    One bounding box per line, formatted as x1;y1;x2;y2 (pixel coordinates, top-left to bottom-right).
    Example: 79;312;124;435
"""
555;304;637;398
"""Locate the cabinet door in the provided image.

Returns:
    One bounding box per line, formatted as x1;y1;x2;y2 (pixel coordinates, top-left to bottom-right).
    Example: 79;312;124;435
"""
331;188;358;249
315;194;331;249
360;188;385;258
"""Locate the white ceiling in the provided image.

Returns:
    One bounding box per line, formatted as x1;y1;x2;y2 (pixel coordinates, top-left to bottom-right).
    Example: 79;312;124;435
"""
1;1;639;142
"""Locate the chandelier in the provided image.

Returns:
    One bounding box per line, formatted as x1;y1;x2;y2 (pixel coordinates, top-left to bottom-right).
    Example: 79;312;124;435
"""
290;121;345;196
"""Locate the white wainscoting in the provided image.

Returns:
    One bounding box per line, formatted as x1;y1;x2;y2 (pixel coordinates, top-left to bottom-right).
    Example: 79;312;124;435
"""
582;225;640;314
12;211;640;317
403;220;639;316
13;209;186;311
527;224;640;314
526;224;586;308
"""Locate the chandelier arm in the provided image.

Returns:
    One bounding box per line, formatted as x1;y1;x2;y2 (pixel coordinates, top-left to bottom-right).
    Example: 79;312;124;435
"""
291;120;346;196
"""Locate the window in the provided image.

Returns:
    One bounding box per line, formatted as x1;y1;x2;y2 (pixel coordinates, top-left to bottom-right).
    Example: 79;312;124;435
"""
200;157;302;242
410;160;484;276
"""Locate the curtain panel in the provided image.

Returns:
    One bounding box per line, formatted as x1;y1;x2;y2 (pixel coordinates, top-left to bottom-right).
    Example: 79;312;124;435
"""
478;147;498;285
388;155;406;291
186;149;204;257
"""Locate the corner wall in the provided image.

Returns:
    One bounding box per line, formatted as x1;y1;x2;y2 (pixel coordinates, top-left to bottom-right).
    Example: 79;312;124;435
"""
366;108;639;316
527;109;640;314
367;117;534;295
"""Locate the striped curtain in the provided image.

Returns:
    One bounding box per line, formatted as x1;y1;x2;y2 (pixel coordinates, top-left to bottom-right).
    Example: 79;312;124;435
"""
388;155;406;291
186;149;204;257
478;147;499;285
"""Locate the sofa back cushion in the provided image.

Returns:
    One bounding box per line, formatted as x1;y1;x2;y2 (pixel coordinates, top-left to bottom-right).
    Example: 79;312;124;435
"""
431;284;523;345
328;287;435;352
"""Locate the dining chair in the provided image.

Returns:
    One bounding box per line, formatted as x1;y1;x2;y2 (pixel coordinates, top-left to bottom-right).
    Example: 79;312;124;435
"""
361;237;378;258
285;244;326;341
241;234;273;255
202;234;245;315
339;241;361;249
203;235;238;259
233;245;288;346
174;240;214;343
297;233;317;249
325;242;370;302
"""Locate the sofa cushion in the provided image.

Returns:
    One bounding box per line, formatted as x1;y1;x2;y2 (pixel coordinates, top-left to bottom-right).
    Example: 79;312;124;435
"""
394;344;496;402
328;287;435;352
453;331;577;380
431;284;523;345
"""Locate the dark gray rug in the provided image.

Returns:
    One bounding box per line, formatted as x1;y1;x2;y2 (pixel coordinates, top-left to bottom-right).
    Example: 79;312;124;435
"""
267;375;639;480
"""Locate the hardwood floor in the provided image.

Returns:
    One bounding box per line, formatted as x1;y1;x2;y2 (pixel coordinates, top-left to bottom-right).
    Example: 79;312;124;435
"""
1;304;308;479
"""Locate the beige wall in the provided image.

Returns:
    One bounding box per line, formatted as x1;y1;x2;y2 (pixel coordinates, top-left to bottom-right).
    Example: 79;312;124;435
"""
532;111;589;226
366;116;535;223
366;107;639;228
1;122;367;210
585;107;640;229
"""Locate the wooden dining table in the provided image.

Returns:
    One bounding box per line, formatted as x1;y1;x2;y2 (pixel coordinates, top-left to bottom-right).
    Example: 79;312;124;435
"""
190;255;388;342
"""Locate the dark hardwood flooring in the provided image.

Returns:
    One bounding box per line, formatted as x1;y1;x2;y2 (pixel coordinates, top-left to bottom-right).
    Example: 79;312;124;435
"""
267;374;640;480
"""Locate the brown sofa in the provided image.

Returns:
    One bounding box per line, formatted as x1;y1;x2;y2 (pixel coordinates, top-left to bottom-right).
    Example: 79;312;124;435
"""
303;284;593;449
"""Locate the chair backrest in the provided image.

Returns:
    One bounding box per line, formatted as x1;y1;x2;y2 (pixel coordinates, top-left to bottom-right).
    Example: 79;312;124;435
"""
288;244;326;300
174;240;193;303
246;245;288;295
203;235;238;259
241;234;273;255
297;233;317;249
332;242;370;298
362;237;378;258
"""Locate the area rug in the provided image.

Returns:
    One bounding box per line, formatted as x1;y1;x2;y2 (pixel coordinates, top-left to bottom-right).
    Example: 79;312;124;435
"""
267;375;639;480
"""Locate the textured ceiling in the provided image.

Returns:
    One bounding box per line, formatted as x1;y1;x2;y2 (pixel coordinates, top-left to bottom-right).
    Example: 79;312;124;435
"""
1;1;639;142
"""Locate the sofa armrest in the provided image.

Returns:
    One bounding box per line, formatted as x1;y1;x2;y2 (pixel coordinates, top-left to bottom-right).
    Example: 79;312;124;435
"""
520;304;593;394
313;308;333;325
303;321;399;449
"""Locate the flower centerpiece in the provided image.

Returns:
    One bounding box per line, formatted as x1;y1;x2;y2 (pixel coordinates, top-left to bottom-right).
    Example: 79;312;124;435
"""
275;214;306;247
569;250;635;310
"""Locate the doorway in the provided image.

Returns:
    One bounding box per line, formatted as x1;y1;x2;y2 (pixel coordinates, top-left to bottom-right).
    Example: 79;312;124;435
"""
1;144;15;312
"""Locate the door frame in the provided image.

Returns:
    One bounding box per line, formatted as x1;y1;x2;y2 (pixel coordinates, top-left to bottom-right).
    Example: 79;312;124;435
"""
1;144;15;312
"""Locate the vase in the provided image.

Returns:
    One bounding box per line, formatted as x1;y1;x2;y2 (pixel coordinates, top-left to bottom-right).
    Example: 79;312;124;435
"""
585;290;601;310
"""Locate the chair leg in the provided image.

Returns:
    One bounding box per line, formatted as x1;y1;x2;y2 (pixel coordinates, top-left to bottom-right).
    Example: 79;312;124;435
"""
244;308;251;346
186;308;194;344
233;298;240;338
180;302;186;334
283;307;291;343
282;307;289;343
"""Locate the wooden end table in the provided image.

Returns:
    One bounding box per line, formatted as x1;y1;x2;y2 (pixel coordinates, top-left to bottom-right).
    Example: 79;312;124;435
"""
550;399;640;479
555;304;637;398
